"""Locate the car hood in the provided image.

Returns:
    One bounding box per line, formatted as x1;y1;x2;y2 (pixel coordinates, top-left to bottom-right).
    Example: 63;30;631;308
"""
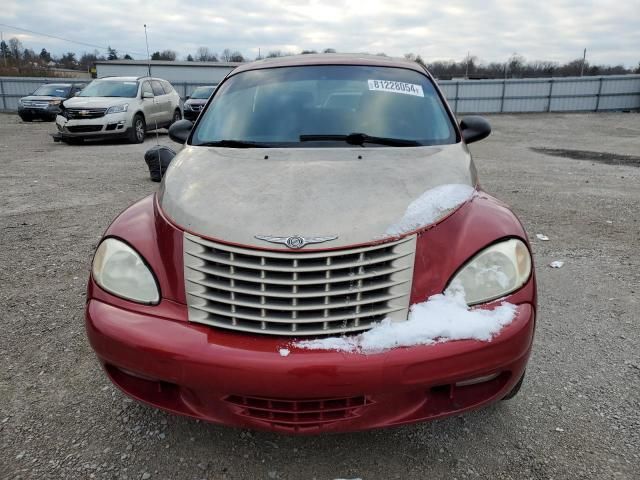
21;95;64;101
63;97;131;108
159;144;477;249
185;99;207;105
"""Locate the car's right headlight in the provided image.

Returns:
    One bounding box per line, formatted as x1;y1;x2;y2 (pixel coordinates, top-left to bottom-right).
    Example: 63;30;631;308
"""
92;238;159;304
446;238;532;305
106;104;129;114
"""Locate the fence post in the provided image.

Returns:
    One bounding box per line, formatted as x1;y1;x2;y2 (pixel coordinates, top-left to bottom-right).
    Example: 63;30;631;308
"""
546;79;554;112
0;79;5;111
499;79;506;113
454;81;459;114
595;77;604;112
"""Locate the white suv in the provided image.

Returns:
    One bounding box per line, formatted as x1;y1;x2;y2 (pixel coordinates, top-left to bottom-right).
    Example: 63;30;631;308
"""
54;76;182;144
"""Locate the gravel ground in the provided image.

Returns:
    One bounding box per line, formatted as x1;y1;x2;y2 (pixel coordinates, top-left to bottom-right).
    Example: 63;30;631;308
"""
1;112;639;480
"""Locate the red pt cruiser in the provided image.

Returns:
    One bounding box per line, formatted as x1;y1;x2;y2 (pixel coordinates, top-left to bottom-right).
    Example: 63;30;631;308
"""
86;54;536;434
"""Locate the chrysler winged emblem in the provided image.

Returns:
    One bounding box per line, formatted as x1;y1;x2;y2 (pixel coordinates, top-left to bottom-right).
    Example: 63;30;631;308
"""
255;234;338;249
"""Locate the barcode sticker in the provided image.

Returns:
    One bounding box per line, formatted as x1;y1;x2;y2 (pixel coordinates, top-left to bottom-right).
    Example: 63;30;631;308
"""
368;79;424;97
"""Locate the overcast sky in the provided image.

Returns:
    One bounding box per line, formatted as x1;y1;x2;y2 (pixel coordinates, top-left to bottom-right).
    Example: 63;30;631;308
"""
3;0;639;66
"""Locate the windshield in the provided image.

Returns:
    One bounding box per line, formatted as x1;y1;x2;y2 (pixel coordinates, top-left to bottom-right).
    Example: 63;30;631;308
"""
191;86;215;99
33;85;71;97
78;80;139;98
192;65;456;147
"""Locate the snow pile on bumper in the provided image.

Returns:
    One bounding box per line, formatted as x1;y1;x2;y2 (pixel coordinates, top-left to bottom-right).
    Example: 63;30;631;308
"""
385;184;476;236
294;288;516;354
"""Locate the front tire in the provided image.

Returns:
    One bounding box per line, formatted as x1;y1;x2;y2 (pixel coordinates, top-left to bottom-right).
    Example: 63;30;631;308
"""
502;371;525;400
171;109;181;125
20;115;33;122
129;114;146;144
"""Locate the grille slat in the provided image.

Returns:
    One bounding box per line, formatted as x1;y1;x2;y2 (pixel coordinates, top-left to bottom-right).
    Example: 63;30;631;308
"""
65;107;107;119
184;233;416;336
186;262;411;286
185;249;412;272
187;289;405;311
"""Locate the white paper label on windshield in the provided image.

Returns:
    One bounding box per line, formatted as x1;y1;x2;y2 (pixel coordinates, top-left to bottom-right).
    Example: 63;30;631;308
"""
368;79;424;97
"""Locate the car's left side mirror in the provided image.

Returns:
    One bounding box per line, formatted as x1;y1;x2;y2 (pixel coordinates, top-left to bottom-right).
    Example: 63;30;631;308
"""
460;116;491;144
168;119;193;144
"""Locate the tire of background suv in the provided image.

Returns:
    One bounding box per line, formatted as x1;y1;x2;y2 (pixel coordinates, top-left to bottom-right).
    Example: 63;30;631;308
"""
502;371;525;400
171;109;181;125
20;115;33;122
129;114;146;144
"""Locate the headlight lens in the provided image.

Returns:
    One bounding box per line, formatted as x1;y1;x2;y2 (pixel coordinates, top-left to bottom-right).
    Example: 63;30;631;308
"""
183;102;192;110
49;100;61;105
106;104;129;114
446;238;531;305
92;238;159;304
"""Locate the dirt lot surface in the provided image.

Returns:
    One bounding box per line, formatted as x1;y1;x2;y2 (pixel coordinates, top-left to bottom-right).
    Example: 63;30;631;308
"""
1;113;639;479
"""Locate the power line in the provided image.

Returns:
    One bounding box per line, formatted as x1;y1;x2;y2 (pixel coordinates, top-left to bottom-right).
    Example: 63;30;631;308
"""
0;22;146;56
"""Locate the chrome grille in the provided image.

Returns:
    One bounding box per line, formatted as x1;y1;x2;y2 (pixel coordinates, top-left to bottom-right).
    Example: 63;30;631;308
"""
65;108;107;119
184;233;416;336
21;100;49;109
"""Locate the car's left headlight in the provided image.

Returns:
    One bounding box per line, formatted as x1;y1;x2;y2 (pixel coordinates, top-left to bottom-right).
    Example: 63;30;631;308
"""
49;100;62;105
106;104;129;114
92;238;159;304
446;238;532;305
183;102;192;110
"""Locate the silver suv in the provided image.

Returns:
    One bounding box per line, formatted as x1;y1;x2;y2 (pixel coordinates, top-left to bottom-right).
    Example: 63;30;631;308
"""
54;76;181;144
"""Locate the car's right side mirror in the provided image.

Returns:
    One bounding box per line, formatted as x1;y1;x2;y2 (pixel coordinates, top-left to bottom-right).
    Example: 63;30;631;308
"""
168;119;193;144
459;116;491;144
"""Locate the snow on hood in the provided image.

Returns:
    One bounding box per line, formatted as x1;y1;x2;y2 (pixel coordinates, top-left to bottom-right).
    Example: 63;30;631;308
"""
384;184;476;236
292;285;517;354
159;143;477;249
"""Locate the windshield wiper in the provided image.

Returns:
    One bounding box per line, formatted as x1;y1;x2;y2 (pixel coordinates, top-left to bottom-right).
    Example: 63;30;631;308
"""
194;139;272;148
299;133;421;147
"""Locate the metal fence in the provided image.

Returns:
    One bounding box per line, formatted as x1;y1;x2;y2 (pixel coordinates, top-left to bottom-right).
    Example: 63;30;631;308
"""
2;74;639;114
439;74;640;113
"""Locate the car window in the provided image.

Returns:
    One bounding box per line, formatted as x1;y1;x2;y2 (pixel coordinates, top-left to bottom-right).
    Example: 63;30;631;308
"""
33;85;71;97
192;65;456;147
78;80;139;98
141;81;153;97
190;86;215;99
161;80;174;94
151;81;165;96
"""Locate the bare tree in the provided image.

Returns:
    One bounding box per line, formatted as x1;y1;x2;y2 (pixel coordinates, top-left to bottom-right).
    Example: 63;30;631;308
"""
196;47;218;62
221;49;232;62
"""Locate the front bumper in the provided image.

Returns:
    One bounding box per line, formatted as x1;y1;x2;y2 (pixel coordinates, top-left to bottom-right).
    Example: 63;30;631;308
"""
18;105;59;119
86;297;535;434
183;109;201;121
55;112;131;139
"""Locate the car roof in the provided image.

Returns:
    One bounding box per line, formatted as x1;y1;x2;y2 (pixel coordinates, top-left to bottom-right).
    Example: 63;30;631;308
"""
40;83;73;87
231;53;429;76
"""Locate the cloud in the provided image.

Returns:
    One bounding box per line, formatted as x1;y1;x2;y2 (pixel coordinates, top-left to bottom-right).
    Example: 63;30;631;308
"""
3;0;639;66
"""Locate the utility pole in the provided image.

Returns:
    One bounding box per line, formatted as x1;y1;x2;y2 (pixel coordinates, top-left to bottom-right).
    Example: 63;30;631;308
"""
580;48;587;76
144;24;151;76
465;51;470;79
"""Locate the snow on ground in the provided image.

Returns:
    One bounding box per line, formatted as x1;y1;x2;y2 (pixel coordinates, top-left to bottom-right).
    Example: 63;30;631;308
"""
293;284;517;354
384;184;476;236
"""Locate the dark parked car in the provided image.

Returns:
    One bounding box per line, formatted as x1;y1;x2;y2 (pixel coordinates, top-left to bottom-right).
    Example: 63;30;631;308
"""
18;83;87;121
182;86;215;121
